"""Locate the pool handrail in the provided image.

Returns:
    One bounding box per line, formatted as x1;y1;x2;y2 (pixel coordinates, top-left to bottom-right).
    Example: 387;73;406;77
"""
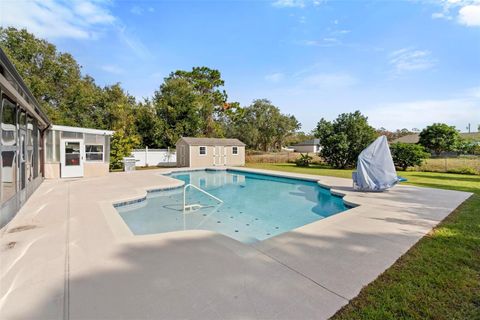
183;184;223;213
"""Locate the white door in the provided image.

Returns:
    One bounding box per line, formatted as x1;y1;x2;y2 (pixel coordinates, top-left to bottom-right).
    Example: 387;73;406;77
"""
60;139;84;178
214;146;224;166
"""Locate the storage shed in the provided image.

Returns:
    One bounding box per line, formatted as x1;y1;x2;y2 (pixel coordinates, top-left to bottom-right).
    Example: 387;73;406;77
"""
176;137;245;167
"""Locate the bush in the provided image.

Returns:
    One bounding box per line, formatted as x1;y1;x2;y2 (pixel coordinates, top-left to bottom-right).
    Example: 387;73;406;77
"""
110;130;140;170
314;111;376;168
390;143;429;171
295;153;313;167
419;123;459;155
446;167;479;175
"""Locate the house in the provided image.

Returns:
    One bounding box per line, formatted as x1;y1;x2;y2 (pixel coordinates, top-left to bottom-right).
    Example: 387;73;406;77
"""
390;134;420;144
0;47;113;227
390;132;480;144
292;138;321;153
176;137;245;167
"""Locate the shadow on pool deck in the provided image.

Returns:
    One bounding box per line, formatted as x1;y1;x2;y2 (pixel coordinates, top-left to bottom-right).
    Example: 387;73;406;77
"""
12;224;458;320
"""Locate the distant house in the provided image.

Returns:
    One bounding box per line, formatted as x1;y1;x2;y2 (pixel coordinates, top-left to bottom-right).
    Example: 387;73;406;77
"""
292;139;321;153
390;132;480;144
390;134;420;144
176;137;245;167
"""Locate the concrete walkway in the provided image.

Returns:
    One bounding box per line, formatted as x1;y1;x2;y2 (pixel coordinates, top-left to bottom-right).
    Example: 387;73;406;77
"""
0;168;472;319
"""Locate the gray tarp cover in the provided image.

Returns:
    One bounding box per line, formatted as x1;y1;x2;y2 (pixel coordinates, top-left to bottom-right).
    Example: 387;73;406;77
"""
354;135;398;191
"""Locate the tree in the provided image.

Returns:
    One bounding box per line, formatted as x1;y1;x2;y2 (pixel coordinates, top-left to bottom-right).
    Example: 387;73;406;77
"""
1;27;141;170
134;101;165;148
153;77;204;147
284;131;314;147
314;111;376;168
419;123;459;155
109;130;140;170
455;138;479;155
165;67;227;137
223;99;300;151
390;143;429;171
376;128;413;142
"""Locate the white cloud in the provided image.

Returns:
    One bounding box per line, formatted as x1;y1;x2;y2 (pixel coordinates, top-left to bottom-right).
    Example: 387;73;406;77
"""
101;64;124;75
302;37;341;47
117;26;152;59
265;72;285;83
432;12;451;19
458;4;480;25
0;0;152;59
366;96;480;131
131;6;144;15
272;0;305;8
0;0;115;39
429;0;480;27
272;0;323;8
130;5;154;15
389;48;436;74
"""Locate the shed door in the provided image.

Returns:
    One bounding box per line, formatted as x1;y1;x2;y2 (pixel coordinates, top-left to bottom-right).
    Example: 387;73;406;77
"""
178;145;186;166
214;146;224;166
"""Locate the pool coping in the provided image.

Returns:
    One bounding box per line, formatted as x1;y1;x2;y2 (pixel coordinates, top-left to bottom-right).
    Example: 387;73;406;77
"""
104;166;359;243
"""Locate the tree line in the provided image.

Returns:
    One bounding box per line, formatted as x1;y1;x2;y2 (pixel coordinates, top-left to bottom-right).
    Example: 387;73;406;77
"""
0;27;300;168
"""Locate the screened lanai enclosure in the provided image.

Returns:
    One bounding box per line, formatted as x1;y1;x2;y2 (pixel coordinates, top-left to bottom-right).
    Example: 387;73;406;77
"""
0;49;49;227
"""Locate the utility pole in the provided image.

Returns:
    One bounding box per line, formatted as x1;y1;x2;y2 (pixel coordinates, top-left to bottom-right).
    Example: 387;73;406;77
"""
466;123;471;133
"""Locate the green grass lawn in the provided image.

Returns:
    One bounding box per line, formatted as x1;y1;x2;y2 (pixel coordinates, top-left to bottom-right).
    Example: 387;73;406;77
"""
247;163;480;319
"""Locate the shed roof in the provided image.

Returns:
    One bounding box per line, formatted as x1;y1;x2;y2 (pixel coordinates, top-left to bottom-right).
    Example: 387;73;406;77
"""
177;137;246;146
293;138;320;146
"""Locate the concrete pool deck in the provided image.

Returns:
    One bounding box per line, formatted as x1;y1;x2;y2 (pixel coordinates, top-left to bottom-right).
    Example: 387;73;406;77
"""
0;167;472;319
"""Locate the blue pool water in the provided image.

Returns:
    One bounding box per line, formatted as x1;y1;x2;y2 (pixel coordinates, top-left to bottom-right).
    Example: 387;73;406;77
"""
116;170;348;243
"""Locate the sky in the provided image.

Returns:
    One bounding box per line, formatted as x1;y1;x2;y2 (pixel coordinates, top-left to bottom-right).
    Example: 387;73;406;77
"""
1;0;479;132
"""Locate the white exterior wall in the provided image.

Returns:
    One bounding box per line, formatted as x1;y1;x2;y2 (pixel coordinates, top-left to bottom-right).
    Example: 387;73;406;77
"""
132;148;177;167
294;145;320;153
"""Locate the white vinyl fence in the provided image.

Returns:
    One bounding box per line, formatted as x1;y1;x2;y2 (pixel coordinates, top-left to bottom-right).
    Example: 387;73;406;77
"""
131;148;176;167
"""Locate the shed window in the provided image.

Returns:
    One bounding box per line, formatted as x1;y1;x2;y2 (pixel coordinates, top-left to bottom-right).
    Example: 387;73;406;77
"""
232;146;238;155
199;146;207;155
86;145;104;161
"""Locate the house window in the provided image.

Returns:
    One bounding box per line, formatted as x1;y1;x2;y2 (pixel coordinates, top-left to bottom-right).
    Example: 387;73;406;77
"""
232;146;238;155
86;144;104;161
199;146;207;155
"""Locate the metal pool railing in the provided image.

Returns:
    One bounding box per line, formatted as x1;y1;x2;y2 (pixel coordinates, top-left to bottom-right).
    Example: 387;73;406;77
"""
183;184;223;213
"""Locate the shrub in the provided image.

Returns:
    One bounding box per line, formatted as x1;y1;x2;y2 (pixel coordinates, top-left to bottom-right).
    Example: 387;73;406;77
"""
446;167;478;175
110;130;140;170
390;143;429;171
419;123;459;155
314;111;376;168
295;153;313;167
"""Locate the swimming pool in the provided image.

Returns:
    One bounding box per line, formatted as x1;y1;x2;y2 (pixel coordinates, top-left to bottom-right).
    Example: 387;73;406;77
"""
116;169;348;243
